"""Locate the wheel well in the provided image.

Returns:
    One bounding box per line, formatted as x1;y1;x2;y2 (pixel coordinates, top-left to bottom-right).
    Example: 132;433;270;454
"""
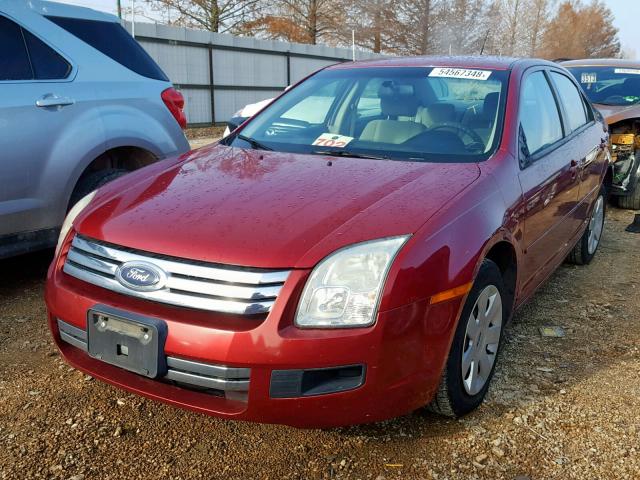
75;146;156;188
485;241;517;318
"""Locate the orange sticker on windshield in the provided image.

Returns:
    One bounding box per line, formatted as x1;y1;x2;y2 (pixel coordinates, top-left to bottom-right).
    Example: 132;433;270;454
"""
312;133;354;148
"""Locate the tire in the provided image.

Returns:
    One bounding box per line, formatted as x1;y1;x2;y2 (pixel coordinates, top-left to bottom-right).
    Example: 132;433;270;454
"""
567;187;606;265
617;180;640;210
69;169;128;210
429;259;506;417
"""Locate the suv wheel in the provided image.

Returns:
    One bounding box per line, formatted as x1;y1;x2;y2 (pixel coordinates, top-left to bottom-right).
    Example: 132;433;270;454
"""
567;187;606;265
69;169;128;210
429;259;506;417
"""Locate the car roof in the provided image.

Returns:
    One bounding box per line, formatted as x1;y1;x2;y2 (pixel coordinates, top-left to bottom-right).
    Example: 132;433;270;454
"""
328;55;552;71
561;58;640;68
25;0;119;22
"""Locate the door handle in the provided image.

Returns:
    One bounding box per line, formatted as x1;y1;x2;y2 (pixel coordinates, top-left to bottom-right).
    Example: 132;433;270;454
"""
36;95;74;108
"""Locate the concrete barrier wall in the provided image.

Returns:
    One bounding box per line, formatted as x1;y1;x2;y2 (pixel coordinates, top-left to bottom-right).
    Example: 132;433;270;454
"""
123;22;385;125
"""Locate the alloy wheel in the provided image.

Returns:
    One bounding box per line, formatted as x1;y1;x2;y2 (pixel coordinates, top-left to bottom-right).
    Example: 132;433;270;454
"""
461;285;503;396
587;195;605;255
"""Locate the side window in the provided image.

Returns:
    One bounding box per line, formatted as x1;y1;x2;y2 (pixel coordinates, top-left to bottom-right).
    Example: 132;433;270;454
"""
519;71;563;159
23;30;71;80
47;16;168;81
550;72;589;132
0;16;32;80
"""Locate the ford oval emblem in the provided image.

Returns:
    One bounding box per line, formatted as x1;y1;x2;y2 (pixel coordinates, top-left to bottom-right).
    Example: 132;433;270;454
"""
116;262;166;291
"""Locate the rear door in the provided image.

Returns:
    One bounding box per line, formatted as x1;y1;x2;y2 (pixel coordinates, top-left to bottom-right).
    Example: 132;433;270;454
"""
548;70;606;209
517;69;582;292
0;13;80;236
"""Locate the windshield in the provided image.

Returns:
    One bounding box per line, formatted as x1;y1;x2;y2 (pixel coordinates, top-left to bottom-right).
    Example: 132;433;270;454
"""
566;66;640;106
227;67;509;162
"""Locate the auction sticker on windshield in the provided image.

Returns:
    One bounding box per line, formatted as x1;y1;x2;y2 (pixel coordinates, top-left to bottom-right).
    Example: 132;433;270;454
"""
312;133;354;148
429;67;492;81
615;68;640;75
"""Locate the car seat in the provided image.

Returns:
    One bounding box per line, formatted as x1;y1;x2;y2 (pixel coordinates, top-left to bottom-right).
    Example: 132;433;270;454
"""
360;84;426;144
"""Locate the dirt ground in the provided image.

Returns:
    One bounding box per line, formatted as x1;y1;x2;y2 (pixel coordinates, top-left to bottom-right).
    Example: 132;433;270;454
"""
0;206;638;480
184;126;225;149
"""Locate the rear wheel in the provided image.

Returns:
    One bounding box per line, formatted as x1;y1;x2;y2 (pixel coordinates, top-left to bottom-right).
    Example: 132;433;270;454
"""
69;168;128;210
567;187;606;265
429;260;506;417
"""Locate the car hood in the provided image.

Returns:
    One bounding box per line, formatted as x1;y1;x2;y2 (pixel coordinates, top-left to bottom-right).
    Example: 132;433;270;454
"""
594;103;640;125
77;145;480;269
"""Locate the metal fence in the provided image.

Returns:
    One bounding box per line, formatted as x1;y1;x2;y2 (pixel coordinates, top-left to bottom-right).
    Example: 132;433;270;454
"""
123;22;384;126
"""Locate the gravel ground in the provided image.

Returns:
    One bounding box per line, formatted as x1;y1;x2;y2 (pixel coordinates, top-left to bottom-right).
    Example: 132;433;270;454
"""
184;127;225;150
0;206;638;480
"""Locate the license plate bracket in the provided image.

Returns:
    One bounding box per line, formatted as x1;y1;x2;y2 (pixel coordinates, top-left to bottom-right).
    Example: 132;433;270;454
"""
87;305;167;378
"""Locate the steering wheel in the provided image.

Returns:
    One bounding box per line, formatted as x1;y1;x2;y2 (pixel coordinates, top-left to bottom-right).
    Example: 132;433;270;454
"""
429;123;486;151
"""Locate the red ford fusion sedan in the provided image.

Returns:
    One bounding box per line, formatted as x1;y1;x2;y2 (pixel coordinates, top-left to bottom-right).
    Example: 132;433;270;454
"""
46;56;611;428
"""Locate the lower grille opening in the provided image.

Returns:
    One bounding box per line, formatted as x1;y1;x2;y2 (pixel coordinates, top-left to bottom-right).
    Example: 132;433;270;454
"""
270;364;366;398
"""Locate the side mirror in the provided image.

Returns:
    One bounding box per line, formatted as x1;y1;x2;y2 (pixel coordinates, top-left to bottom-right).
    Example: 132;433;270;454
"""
226;116;246;134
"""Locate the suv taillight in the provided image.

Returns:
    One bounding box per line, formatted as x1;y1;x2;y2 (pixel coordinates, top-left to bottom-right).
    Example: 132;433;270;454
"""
161;87;187;129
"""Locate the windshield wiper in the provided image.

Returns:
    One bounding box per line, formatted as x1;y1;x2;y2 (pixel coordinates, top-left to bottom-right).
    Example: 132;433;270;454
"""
311;149;389;160
235;134;273;151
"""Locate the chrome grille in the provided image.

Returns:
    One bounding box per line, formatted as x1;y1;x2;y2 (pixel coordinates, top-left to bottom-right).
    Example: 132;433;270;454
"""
57;319;250;393
63;235;290;315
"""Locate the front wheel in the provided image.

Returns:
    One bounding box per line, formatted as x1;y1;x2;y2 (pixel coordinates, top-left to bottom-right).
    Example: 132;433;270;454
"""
567;187;606;265
429;259;506;417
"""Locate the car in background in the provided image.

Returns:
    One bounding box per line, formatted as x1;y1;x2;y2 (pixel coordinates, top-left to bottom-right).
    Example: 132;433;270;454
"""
563;59;640;209
47;56;610;428
223;98;273;137
0;0;190;259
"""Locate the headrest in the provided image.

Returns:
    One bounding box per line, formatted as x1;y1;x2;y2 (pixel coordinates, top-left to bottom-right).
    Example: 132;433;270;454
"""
425;103;455;123
379;82;419;117
483;92;500;116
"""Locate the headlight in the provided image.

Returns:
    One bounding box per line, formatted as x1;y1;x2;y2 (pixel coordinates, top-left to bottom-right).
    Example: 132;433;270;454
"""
55;191;96;255
295;236;409;328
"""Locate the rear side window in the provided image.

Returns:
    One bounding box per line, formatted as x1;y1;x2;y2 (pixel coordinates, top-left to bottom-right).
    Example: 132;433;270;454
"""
519;71;563;158
550;71;589;132
23;30;71;80
47;16;169;81
0;16;33;80
0;16;70;81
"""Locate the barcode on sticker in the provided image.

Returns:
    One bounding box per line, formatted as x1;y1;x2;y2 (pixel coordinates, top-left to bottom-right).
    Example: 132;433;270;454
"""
429;67;492;81
312;133;354;148
614;68;640;75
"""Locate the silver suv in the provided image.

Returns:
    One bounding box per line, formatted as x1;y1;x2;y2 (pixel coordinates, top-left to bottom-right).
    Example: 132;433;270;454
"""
0;0;190;258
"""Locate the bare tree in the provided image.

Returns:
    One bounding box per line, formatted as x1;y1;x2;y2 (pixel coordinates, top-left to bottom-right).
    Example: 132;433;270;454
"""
144;0;262;33
525;0;554;56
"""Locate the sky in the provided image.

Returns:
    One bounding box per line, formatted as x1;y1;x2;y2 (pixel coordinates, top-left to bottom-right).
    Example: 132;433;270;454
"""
56;0;640;59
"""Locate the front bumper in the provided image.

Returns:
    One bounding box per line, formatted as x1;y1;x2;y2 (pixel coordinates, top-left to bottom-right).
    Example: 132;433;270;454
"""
45;250;462;428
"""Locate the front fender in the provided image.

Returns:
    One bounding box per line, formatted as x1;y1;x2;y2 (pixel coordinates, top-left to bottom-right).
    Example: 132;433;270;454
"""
381;171;513;313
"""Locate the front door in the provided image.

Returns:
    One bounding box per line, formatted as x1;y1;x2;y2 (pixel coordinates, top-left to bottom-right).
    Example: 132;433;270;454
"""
517;69;581;294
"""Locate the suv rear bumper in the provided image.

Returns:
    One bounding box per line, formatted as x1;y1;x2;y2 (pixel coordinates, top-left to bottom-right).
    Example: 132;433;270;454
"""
46;258;462;428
